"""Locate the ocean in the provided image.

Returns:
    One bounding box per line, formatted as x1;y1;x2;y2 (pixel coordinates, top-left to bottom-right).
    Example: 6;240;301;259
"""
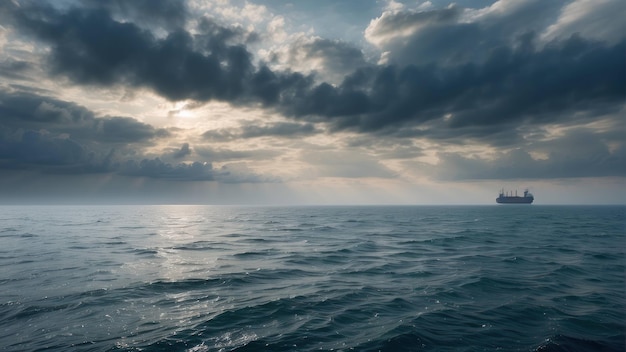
0;205;624;351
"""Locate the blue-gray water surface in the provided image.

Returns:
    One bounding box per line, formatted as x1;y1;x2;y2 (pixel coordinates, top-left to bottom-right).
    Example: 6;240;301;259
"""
1;205;624;351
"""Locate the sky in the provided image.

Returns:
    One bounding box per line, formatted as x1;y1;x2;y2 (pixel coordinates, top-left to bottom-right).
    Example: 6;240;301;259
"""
0;0;624;205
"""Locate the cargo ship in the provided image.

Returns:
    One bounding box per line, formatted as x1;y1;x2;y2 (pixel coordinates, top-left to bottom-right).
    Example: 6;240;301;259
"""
496;189;534;204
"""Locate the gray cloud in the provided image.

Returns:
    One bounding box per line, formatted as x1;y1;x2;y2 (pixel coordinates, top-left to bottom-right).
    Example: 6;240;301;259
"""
2;1;255;102
0;91;164;144
366;5;467;65
542;0;626;44
116;156;279;183
202;122;318;141
89;0;188;31
0;129;87;170
240;122;318;139
0;59;35;80
120;158;217;181
94;117;166;143
289;34;625;142
2;0;625;187
4;0;623;148
366;1;565;67
431;128;626;180
170;143;192;159
0;90;276;182
195;146;280;162
277;37;369;84
0;91;94;125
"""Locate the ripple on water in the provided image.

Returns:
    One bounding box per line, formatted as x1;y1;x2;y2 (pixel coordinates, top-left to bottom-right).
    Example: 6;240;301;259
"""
0;205;623;352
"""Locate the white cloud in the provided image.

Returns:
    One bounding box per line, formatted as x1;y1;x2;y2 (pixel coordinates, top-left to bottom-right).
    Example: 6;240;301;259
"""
541;0;626;44
240;2;270;24
188;0;270;32
461;0;533;23
266;15;288;43
384;0;405;12
365;9;422;47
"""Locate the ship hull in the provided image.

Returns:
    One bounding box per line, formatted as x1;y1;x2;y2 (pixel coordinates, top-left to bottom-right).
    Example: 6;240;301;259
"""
496;197;533;204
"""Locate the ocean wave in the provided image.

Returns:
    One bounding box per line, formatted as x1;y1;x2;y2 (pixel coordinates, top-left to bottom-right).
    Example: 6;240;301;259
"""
1;205;623;352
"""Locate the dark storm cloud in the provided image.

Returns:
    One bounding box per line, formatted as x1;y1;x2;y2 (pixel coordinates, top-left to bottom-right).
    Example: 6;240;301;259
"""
0;91;204;181
170;143;192;159
286;34;625;139
249;66;314;106
194;17;258;48
446;35;625;129
0;92;102;173
3;0;624;147
0;129;86;170
0;89;279;182
0;91;94;125
94;117;167;143
2;1;256;102
0;91;164;143
298;38;367;70
241;122;317;138
279;37;369;84
379;10;485;67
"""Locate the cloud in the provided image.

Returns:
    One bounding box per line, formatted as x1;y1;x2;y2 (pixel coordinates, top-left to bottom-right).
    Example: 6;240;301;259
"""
170;143;192;159
364;0;591;67
0;91;94;125
431;128;626;180
195;146;280;162
214;162;281;184
239;121;318;139
90;0;188;31
0;59;34;80
0;89;280;183
270;36;369;84
365;5;461;48
0;125;274;182
120;158;217;181
202;121;318;141
6;0;622;149
3;1;256;101
0;129;86;170
283;34;625;145
94;116;166;143
542;0;626;44
2;0;625;189
0;91;165;143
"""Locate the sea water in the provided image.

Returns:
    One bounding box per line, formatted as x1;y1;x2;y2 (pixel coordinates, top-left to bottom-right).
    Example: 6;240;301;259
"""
0;205;624;351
